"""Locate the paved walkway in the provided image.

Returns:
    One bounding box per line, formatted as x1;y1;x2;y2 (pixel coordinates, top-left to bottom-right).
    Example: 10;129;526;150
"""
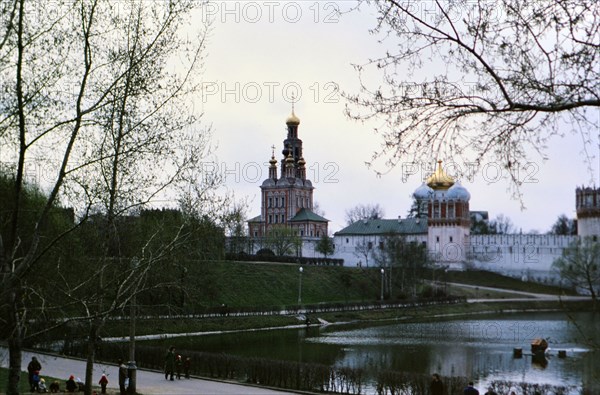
446;282;593;303
0;348;297;395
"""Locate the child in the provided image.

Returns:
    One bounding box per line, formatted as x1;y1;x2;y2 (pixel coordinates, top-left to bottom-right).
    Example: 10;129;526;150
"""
183;357;191;379
175;354;183;379
98;374;109;394
38;377;47;392
49;380;60;393
65;375;77;392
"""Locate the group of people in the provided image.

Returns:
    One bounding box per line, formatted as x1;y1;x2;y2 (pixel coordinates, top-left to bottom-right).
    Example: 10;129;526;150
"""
164;346;192;381
431;373;520;395
27;355;82;394
26;355;124;393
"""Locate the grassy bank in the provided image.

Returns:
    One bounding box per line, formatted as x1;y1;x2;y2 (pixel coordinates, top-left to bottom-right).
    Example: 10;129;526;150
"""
175;262;574;311
93;263;581;337
99;299;596;339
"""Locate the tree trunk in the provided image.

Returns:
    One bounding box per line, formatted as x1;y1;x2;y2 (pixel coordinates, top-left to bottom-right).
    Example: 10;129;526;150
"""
84;323;101;395
7;293;23;395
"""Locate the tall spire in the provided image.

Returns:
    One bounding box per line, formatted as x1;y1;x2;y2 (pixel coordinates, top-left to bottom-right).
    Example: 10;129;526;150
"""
268;145;278;180
286;95;300;126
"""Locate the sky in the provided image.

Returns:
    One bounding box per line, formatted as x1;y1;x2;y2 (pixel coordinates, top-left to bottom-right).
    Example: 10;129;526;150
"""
197;1;600;234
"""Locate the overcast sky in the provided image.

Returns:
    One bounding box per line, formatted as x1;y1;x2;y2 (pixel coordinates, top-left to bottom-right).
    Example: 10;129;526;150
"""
197;1;599;234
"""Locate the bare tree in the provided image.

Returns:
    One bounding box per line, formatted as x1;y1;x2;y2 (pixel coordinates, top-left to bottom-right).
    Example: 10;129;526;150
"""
312;201;327;218
549;214;577;235
0;1;212;393
373;233;429;298
264;226;302;256
345;203;385;225
353;241;373;267
489;214;515;234
553;237;600;302
347;0;600;197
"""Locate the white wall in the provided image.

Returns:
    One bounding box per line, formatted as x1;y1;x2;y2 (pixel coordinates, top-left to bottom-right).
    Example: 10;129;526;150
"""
468;234;577;284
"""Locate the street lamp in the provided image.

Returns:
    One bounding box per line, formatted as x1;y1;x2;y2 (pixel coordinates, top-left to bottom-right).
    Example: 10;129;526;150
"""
298;266;303;304
128;257;139;395
380;268;384;302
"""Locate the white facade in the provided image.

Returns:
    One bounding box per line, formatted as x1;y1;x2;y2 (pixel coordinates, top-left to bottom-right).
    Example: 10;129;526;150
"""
335;232;427;267
468;234;578;284
328;165;599;289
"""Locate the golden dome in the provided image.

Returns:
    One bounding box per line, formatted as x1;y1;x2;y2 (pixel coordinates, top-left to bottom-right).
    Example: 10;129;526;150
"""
426;160;454;190
297;156;306;167
286;111;300;125
285;151;295;167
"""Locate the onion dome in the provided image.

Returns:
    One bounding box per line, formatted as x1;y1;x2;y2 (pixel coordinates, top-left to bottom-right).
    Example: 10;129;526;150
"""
269;154;277;167
261;178;275;187
426;160;454;190
286;110;300;125
297;156;306;167
446;181;471;201
285;151;295;168
413;182;434;200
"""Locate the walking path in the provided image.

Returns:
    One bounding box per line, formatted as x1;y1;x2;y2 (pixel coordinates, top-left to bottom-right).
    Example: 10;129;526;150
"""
0;347;297;395
446;282;593;303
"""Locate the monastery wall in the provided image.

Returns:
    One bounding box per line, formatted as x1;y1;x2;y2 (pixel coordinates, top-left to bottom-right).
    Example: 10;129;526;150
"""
467;234;578;284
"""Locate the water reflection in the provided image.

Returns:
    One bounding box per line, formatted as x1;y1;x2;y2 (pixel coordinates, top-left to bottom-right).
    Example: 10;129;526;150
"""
147;311;599;393
308;312;599;392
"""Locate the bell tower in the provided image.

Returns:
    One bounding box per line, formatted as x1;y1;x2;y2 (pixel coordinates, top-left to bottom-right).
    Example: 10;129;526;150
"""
247;107;328;244
423;160;471;267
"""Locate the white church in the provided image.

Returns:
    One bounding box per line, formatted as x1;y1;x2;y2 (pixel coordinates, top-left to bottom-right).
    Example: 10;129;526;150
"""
333;161;598;286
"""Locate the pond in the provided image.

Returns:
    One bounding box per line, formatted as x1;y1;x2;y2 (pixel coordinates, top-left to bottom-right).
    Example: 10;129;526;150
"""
144;311;600;393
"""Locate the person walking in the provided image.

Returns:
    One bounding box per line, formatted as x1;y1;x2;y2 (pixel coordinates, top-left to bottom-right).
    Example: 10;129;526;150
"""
164;346;176;381
27;356;42;392
183;357;191;379
118;359;128;395
484;388;498;395
99;374;109;394
464;381;480;395
175;354;183;379
430;373;444;395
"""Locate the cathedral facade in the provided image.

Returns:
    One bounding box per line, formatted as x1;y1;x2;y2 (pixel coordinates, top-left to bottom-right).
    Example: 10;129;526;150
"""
247;111;328;255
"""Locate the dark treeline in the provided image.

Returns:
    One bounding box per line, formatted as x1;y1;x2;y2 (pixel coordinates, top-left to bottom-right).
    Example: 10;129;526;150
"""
0;173;225;347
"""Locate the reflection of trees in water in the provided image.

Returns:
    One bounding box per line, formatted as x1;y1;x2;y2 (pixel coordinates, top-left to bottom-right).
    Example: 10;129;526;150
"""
141;312;599;391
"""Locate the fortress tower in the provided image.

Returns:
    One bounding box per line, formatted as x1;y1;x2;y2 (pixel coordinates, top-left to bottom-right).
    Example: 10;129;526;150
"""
576;186;600;238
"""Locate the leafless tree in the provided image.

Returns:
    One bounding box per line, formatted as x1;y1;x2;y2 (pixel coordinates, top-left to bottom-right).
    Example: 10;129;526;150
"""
354;241;374;267
345;203;385;225
347;0;600;199
265;225;302;256
553;236;600;302
0;1;213;394
489;214;515;234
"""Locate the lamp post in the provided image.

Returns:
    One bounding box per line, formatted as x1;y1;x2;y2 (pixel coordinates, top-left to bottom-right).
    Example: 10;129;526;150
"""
298;266;303;304
380;268;384;302
128;257;139;395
